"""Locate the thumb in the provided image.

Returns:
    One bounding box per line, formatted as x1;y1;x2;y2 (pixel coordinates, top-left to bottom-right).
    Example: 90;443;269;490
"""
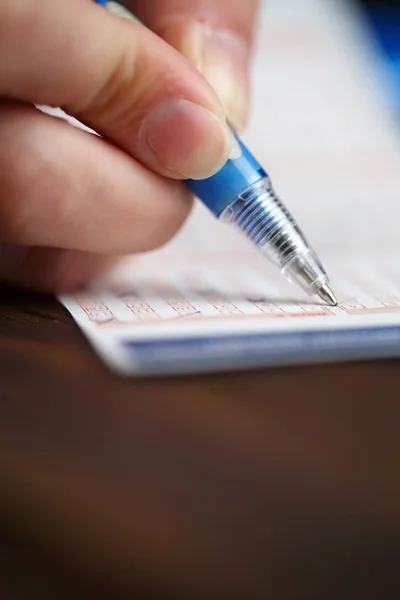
0;0;237;179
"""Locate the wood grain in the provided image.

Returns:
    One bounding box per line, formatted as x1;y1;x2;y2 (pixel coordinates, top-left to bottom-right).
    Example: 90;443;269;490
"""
1;284;400;599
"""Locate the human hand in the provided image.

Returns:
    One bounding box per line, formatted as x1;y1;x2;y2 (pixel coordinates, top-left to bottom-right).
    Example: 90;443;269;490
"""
0;0;258;291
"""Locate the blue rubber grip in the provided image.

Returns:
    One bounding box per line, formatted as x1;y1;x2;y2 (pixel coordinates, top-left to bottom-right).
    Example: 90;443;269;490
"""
186;139;267;217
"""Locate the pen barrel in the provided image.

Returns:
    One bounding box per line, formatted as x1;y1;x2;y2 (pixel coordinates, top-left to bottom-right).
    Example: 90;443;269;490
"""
220;178;329;294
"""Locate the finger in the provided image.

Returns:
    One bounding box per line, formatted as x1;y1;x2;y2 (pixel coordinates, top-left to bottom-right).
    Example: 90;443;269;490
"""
0;245;120;293
0;101;192;253
0;0;237;180
128;0;260;131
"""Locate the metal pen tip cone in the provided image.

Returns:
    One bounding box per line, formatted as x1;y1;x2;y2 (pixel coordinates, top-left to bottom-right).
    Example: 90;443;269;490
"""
317;285;338;306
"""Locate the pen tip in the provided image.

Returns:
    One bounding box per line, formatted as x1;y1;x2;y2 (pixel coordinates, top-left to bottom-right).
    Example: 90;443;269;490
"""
317;284;338;307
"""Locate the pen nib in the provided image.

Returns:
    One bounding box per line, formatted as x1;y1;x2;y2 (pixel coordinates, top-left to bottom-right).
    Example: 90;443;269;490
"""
317;284;338;307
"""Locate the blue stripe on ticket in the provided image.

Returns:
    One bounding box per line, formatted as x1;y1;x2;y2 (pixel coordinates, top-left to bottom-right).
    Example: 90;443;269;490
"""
122;326;400;374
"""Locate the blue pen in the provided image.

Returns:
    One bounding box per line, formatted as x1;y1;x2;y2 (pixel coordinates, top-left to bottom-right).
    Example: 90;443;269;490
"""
93;0;337;305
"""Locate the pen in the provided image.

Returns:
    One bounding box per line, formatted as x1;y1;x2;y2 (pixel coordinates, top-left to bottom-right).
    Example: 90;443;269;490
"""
93;0;337;306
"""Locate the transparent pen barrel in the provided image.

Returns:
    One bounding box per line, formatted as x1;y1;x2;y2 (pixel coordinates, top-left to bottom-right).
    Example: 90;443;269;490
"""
220;178;329;295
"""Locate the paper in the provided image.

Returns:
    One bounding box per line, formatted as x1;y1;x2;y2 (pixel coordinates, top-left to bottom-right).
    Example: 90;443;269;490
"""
61;0;400;375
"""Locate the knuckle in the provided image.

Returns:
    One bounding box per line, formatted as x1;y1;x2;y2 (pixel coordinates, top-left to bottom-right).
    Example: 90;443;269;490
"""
66;32;142;131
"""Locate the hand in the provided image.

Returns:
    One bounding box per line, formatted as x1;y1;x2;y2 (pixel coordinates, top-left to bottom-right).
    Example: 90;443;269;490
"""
0;0;258;291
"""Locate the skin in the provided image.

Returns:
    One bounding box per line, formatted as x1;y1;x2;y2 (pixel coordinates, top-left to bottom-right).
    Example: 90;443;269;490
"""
0;0;258;291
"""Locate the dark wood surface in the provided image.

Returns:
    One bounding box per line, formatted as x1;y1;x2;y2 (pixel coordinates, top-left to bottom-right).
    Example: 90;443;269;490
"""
1;284;400;599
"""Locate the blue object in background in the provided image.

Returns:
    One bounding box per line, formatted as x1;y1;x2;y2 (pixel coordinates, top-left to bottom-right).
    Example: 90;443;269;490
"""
362;1;400;112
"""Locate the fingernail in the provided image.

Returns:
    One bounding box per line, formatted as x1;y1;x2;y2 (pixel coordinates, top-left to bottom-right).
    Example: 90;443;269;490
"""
104;1;142;23
141;98;235;179
201;28;249;133
228;126;243;160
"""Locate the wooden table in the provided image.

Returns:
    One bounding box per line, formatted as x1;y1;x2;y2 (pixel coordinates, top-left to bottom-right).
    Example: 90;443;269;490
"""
1;284;400;599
